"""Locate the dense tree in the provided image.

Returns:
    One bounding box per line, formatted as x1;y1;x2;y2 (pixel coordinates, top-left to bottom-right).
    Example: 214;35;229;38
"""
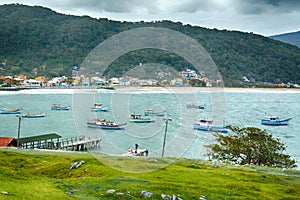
206;125;297;169
0;4;300;85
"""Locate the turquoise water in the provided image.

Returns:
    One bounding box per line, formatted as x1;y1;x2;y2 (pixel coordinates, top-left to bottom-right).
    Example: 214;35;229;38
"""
0;88;299;166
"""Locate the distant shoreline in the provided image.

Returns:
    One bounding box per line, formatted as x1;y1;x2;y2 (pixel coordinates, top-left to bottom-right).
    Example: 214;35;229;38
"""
1;85;300;92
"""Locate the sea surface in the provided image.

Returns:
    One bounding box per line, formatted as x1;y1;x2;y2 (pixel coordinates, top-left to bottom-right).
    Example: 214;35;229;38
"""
1;87;299;166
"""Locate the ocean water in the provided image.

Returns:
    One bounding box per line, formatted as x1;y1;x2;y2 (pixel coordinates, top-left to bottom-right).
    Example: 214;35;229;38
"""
0;88;299;166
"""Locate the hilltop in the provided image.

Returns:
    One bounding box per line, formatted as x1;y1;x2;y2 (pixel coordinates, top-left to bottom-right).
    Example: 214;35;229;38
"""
1;4;300;86
271;31;300;48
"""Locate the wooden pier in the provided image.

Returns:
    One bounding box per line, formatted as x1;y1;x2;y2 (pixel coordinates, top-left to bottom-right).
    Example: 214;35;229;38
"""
59;136;101;151
17;134;101;151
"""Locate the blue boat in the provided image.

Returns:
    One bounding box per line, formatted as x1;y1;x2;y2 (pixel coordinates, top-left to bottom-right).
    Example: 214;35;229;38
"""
90;103;108;112
261;117;292;126
0;108;22;114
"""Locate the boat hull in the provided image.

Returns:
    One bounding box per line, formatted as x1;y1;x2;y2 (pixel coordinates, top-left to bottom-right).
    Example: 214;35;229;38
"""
0;109;22;114
91;106;108;112
87;124;125;130
129;119;155;123
23;113;46;118
51;106;70;110
186;105;205;109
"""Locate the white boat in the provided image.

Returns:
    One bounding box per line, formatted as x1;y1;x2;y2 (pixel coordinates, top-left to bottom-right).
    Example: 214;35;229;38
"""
87;119;126;130
193;119;228;133
261;117;292;126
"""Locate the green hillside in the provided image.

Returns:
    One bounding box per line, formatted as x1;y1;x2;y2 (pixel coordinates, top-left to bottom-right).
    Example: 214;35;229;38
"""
1;4;300;85
1;149;300;199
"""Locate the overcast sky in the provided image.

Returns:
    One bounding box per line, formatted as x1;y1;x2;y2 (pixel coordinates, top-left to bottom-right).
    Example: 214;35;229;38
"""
1;0;300;36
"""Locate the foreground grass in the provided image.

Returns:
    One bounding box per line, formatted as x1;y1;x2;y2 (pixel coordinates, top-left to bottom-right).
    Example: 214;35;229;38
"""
1;148;300;199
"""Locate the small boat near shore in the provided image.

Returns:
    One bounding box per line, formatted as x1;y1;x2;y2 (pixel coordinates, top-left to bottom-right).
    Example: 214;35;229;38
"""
186;103;205;109
51;104;71;110
129;114;155;123
90;103;108;112
193;119;228;133
22;113;46;118
144;109;166;116
261;117;292;126
0;108;22;114
123;144;149;157
87;119;126;130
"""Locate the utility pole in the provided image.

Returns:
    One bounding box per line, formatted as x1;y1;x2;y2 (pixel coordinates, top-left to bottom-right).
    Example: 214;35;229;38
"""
16;114;22;149
162;117;172;157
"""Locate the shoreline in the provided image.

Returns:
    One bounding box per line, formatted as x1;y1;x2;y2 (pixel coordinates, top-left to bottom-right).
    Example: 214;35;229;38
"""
1;86;300;93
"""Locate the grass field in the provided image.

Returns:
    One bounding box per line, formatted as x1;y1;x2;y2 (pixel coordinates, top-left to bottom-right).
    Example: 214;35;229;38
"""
1;148;300;199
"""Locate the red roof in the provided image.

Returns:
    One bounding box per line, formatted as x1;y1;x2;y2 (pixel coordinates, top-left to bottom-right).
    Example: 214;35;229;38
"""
0;137;17;147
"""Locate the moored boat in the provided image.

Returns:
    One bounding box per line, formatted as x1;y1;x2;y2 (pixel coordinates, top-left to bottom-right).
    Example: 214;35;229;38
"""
186;103;205;109
87;119;126;130
144;109;166;116
129;114;155;123
90;103;108;112
22;113;46;118
51;104;71;110
261;117;292;126
193;119;228;133
0;108;22;114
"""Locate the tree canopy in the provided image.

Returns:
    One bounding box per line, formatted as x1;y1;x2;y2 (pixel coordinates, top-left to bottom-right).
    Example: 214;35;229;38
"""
207;125;297;169
1;4;300;85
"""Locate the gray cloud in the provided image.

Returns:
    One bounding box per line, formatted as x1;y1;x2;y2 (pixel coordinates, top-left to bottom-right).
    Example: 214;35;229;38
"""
1;0;300;35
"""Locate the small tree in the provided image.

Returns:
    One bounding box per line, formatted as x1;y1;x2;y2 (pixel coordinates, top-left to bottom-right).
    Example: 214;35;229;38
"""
206;125;297;168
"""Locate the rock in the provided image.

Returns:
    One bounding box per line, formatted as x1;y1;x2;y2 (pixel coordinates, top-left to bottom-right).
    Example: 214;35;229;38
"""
106;189;115;194
200;195;206;200
140;190;153;198
70;160;85;169
0;191;9;195
161;194;181;200
70;162;78;169
161;194;172;199
75;160;85;168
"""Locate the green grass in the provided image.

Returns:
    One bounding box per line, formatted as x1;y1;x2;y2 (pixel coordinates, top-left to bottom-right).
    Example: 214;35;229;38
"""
1;148;300;199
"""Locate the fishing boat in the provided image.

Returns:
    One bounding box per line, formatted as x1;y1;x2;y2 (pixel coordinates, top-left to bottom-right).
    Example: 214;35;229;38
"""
144;108;166;116
87;119;126;130
0;108;22;114
261;117;292;126
51;104;71;110
22;113;46;118
129;114;155;123
90;103;108;112
193;119;228;133
186;103;205;109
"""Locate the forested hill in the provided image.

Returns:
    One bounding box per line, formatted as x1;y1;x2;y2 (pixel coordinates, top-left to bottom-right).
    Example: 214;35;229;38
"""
1;4;300;85
271;31;300;48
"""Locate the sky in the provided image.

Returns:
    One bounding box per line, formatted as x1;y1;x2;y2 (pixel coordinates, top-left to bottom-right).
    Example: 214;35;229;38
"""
1;0;300;36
